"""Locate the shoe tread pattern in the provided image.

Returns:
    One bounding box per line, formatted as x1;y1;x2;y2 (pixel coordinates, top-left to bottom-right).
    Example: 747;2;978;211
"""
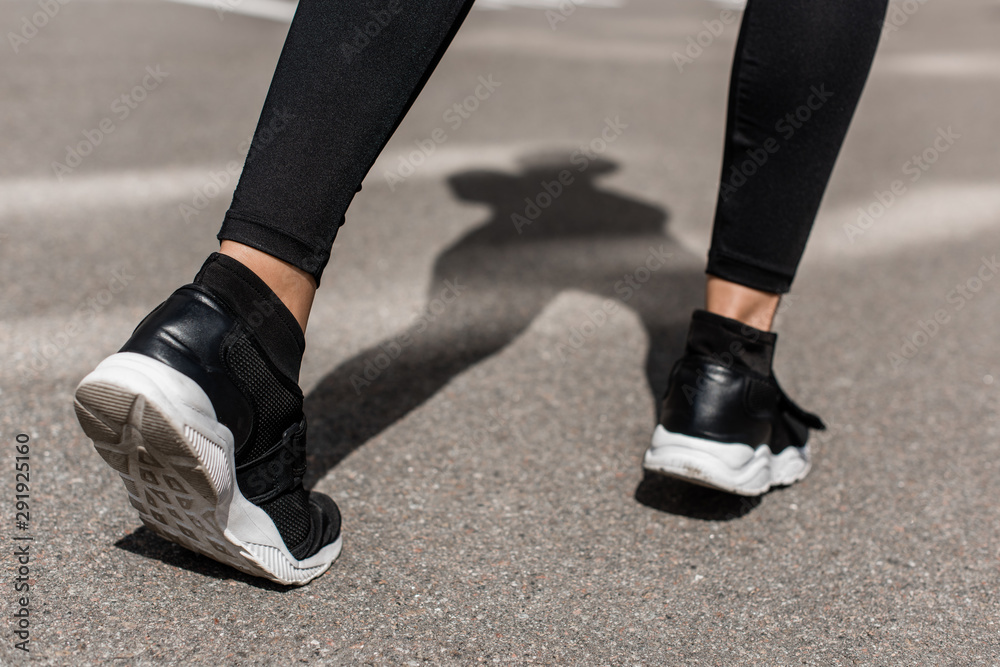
74;382;273;580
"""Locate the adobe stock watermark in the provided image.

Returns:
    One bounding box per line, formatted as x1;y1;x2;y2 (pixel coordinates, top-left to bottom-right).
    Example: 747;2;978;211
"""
179;108;294;223
545;0;618;30
383;75;502;191
553;245;673;362
18;266;136;379
213;0;243;19
11;432;33;653
213;0;260;20
672;9;740;73
51;66;169;180
7;0;73;54
843;126;959;243
719;85;833;202
881;0;932;37
511;116;628;234
888;253;999;369
349;278;466;394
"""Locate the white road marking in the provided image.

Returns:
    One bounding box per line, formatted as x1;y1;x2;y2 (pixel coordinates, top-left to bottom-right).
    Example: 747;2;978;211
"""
876;52;1000;79
0;168;214;220
158;0;623;21
154;0;1000;83
475;0;623;10
163;0;296;21
809;183;1000;259
5;154;996;264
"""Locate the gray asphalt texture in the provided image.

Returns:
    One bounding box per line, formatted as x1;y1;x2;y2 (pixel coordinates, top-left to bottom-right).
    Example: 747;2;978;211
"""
2;0;1000;664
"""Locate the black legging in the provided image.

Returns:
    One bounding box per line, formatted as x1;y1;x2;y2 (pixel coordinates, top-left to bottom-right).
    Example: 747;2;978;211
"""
219;0;889;293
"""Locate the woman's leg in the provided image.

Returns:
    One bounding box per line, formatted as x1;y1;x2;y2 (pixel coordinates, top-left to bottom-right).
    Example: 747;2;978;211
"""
75;0;477;585
645;0;889;495
706;0;889;330
219;0;477;291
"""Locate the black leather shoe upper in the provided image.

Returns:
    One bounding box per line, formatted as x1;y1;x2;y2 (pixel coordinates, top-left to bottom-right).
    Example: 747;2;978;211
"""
660;309;825;451
120;285;254;447
659;354;825;451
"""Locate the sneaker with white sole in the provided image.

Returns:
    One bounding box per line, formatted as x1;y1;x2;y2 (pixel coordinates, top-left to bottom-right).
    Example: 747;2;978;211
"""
643;310;825;496
74;254;341;585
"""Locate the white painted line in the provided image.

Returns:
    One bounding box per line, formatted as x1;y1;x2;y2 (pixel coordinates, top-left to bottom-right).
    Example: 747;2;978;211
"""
475;0;623;10
5;157;996;269
163;0;296;22
156;0;998;84
159;0;623;20
704;0;745;9
877;53;1000;79
0;168;217;220
809;183;1000;259
668;183;1000;263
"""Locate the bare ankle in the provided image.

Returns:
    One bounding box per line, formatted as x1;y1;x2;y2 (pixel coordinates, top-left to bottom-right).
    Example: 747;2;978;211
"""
704;276;780;332
219;241;316;333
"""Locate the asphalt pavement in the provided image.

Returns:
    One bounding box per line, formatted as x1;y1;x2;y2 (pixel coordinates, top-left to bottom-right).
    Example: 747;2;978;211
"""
2;0;1000;664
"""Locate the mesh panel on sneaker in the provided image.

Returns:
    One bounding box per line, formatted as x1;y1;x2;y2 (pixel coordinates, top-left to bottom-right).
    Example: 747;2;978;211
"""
225;335;313;554
258;486;312;553
225;336;302;464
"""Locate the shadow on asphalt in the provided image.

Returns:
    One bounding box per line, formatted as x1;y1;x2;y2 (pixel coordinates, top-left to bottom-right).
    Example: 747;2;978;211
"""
634;472;763;520
301;152;761;520
114;153;761;579
109;155;760;590
114;527;292;591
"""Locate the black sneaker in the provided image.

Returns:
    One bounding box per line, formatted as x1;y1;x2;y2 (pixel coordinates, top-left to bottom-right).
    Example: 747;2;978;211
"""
643;310;825;496
74;254;341;585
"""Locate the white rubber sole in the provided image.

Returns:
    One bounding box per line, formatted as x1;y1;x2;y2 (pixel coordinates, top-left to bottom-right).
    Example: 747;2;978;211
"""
643;425;811;496
74;352;341;585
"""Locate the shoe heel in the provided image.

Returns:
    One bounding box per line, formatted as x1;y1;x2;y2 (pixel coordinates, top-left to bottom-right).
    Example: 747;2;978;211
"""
74;354;258;572
75;353;232;503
